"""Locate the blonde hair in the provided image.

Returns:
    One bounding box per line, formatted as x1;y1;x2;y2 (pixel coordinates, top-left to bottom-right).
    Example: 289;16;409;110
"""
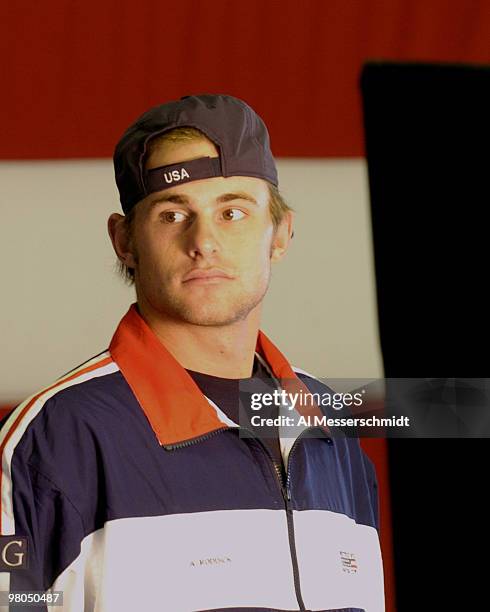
116;127;293;285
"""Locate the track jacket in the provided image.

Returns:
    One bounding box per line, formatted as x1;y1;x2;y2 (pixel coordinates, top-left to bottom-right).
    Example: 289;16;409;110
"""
0;304;385;612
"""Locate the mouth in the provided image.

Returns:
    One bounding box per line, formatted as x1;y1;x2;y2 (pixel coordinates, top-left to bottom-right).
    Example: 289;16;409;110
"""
182;268;235;284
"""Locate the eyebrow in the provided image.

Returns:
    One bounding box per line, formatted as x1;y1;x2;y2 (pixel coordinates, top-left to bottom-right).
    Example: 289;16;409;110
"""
148;191;258;210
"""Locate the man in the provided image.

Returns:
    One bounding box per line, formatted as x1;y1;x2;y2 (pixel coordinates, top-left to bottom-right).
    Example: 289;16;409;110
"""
0;94;384;611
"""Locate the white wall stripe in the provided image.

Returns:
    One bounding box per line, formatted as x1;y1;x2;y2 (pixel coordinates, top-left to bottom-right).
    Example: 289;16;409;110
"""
0;159;383;402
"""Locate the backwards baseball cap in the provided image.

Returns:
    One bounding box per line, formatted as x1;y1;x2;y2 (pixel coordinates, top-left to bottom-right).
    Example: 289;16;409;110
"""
113;94;278;215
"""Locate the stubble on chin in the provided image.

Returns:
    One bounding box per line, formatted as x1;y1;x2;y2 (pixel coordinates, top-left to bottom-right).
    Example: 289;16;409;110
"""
160;280;270;327
137;267;270;327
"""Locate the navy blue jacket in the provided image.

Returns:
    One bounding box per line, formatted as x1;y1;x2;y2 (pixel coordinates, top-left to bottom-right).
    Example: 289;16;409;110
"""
0;304;384;611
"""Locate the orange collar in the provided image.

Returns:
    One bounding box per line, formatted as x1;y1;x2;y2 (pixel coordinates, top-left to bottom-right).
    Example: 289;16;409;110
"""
109;303;328;446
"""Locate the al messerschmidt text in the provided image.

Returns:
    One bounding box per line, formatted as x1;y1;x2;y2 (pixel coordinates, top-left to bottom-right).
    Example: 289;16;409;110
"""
250;415;410;427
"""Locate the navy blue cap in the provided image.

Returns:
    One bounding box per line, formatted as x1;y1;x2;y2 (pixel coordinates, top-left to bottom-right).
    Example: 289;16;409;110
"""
113;94;278;214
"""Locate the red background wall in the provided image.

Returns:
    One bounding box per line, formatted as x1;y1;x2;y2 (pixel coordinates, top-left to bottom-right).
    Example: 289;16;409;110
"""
1;1;489;160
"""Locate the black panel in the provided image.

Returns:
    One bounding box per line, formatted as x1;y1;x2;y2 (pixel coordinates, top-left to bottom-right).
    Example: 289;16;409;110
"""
361;62;489;611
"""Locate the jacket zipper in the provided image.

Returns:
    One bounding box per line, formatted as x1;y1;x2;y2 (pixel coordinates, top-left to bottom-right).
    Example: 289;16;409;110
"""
164;426;319;612
162;426;229;450
281;441;307;612
250;428;333;612
241;429;307;611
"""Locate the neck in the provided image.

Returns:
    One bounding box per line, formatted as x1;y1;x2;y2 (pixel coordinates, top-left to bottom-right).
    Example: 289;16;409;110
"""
135;301;261;379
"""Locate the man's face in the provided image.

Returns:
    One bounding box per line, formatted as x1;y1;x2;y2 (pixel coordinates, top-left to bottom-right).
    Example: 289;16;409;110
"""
128;138;279;326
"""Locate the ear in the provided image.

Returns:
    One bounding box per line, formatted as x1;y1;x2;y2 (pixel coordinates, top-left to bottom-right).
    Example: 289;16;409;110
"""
107;213;137;269
270;211;294;263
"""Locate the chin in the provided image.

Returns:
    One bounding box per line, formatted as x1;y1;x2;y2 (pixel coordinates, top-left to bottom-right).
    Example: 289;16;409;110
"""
177;306;251;327
171;292;265;327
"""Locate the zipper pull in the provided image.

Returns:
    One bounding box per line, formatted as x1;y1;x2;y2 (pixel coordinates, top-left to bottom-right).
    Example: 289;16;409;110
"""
286;482;292;502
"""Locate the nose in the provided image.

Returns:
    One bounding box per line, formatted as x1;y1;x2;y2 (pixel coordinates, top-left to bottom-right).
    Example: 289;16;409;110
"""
185;215;221;259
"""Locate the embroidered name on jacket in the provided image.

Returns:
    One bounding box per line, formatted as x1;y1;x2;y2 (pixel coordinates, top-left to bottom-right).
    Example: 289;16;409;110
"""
190;556;232;568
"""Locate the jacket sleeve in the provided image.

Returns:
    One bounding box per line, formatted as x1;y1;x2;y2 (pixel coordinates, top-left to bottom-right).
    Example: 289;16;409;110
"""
360;449;380;533
1;442;87;611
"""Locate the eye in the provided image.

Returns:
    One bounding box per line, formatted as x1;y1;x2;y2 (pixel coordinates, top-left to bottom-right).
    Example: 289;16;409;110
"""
222;208;246;221
160;211;188;224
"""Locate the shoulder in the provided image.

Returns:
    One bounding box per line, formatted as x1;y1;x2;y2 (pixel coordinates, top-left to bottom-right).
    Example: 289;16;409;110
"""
1;350;117;427
0;351;130;471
